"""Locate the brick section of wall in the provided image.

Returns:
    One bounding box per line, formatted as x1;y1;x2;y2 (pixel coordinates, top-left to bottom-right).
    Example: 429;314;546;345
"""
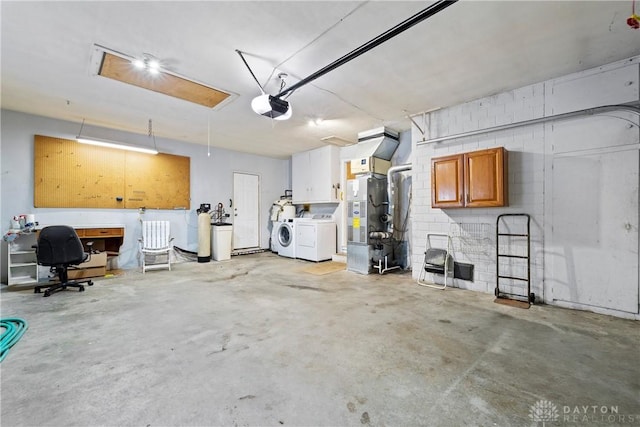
412;81;545;297
411;56;639;307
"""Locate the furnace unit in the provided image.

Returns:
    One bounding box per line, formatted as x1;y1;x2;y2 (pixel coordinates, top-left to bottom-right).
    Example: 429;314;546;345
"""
346;127;402;274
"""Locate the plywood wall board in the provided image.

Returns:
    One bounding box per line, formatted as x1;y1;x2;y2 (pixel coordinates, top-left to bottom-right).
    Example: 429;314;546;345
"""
124;152;190;209
34;135;190;209
34;135;125;208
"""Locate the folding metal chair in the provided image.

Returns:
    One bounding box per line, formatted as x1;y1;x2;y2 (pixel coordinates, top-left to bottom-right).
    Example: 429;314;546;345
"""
417;233;454;290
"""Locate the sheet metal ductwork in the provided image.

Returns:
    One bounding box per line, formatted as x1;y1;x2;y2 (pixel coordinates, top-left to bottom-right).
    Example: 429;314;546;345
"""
352;127;400;161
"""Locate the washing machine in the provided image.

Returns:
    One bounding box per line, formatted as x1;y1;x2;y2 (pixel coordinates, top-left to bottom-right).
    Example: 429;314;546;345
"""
295;215;336;262
270;221;282;253
277;219;296;258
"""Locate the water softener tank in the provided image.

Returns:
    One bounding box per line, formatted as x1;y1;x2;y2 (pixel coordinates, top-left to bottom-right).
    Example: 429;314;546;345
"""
198;212;211;262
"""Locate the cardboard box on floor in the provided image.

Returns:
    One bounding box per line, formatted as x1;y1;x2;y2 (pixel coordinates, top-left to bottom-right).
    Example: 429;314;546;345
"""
68;252;107;280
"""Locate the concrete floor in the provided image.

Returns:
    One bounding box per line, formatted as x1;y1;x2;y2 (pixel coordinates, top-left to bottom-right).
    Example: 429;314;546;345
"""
1;252;638;427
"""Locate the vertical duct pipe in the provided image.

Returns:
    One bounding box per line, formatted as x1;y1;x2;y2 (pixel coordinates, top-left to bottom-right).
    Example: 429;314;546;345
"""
387;164;412;233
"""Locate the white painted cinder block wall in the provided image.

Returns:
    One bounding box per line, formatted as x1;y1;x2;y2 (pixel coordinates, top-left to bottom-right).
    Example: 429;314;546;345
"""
411;56;639;319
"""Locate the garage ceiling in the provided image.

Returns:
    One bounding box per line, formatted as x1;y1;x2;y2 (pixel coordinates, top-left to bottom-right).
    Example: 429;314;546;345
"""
1;1;638;159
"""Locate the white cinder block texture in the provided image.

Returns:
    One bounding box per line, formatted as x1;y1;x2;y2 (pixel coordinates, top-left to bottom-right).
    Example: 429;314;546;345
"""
411;56;639;319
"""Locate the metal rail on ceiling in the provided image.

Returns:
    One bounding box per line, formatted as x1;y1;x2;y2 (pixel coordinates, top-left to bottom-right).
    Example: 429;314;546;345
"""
274;0;459;99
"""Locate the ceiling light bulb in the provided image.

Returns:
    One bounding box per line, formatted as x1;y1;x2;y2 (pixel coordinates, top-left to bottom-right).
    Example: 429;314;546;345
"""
147;59;160;70
148;67;160;75
132;59;145;69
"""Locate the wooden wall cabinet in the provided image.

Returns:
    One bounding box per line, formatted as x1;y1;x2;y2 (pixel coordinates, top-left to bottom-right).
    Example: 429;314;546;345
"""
431;154;464;208
431;147;508;208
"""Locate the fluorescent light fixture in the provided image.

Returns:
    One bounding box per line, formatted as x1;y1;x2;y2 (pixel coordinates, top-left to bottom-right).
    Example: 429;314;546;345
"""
250;94;292;121
76;137;158;155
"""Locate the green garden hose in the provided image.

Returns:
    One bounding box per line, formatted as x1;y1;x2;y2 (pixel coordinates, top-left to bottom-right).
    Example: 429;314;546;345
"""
0;318;28;362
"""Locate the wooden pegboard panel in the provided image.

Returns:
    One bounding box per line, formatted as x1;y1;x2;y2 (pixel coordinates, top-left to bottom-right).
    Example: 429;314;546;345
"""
124;151;190;209
34;135;190;210
34;135;126;208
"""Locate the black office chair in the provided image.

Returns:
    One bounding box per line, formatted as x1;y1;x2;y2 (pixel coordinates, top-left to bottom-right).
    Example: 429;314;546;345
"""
34;225;94;297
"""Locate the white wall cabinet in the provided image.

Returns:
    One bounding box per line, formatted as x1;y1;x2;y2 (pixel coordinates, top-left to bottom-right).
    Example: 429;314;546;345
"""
292;145;340;204
7;232;39;286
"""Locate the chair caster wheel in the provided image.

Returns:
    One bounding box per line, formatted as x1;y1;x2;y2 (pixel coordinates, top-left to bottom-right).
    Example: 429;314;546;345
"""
88;281;94;286
79;286;85;292
44;290;51;297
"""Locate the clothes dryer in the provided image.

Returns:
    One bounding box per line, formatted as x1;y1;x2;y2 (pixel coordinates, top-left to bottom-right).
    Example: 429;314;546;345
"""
277;219;296;258
295;215;336;262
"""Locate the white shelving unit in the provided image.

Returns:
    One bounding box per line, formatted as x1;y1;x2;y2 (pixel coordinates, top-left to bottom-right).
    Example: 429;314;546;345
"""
7;232;39;286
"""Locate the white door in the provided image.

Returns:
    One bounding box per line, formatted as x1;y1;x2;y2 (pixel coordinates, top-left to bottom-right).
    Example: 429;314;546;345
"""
232;172;260;250
547;144;639;314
